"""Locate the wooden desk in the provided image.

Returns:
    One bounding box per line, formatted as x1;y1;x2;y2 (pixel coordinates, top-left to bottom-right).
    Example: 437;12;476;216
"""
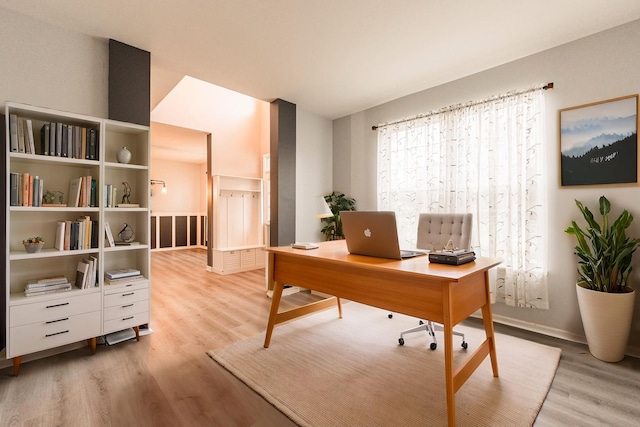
264;240;501;426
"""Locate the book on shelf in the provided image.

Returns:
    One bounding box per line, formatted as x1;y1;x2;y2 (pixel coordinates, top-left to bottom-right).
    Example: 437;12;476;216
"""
55;121;63;156
116;203;140;208
9;172;19;206
64;220;72;250
25;281;71;291
27;275;68;286
55;221;65;250
25;119;36;154
105;268;141;280
17;117;26;153
68;177;82;207
41;123;50;155
9;113;18;152
105;222;115;247
24;284;72;297
75;260;90;289
104;274;146;285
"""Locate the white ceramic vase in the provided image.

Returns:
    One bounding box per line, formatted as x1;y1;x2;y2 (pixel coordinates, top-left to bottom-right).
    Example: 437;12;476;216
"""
116;146;132;164
575;283;635;362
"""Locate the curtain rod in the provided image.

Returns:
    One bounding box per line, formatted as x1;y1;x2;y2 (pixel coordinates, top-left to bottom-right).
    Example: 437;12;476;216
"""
371;82;554;131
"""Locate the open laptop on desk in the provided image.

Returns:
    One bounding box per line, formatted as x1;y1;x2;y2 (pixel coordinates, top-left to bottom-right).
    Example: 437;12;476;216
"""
340;211;426;260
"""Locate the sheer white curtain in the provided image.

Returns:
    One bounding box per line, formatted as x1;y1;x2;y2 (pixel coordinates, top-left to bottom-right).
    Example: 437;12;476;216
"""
377;88;548;309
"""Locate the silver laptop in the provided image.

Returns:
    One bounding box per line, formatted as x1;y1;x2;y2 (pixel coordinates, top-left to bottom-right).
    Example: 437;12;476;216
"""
340;211;425;260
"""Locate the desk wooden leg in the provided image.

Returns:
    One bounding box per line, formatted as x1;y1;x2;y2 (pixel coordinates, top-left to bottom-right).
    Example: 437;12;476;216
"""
264;280;284;348
336;297;343;318
482;271;499;377
442;286;456;427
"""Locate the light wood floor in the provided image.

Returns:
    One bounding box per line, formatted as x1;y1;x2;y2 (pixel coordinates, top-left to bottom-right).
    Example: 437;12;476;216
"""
1;248;639;426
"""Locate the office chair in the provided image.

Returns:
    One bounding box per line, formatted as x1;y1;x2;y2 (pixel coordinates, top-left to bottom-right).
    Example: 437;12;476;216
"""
396;213;473;350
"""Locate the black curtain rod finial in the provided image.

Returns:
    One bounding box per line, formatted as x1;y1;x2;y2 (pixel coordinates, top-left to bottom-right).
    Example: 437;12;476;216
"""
543;82;554;90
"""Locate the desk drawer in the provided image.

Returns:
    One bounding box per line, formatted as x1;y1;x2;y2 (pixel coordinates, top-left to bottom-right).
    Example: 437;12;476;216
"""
104;311;149;335
9;310;100;357
10;292;101;326
104;288;149;308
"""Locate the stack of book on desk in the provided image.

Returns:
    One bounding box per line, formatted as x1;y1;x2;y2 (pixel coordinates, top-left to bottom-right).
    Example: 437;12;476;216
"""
24;275;72;297
104;268;145;285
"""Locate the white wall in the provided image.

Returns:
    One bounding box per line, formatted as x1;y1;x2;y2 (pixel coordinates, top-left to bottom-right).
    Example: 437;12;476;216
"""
150;158;205;214
0;8;107;117
296;108;334;242
333;19;640;354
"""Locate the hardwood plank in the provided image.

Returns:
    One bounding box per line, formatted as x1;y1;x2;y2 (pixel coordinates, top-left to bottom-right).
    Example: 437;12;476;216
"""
1;248;639;426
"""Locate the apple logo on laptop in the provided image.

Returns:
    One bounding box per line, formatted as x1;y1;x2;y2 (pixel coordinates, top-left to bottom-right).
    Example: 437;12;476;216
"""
363;228;372;238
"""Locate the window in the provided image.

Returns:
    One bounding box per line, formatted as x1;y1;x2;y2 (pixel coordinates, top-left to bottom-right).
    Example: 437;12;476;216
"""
377;88;548;308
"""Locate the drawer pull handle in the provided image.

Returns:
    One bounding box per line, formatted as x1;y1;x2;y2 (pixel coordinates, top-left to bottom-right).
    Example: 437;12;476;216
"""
122;304;134;308
46;302;70;308
122;292;134;296
122;316;134;321
46;318;69;324
46;330;69;337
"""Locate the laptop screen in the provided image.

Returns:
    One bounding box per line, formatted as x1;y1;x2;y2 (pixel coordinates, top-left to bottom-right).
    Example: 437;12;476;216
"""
340;211;423;260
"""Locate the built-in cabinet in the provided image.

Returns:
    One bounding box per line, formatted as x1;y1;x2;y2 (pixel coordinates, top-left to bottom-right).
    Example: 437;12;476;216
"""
4;102;150;375
210;175;264;274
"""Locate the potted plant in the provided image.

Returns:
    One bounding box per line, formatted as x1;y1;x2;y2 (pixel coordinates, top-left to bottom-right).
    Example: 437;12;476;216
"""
565;195;640;362
23;236;45;253
320;192;356;241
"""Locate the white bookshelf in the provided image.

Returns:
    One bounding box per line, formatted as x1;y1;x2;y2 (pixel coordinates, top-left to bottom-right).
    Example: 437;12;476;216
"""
4;102;150;375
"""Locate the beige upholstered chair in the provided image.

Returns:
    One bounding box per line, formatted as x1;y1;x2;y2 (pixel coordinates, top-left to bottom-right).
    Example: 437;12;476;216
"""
397;213;473;350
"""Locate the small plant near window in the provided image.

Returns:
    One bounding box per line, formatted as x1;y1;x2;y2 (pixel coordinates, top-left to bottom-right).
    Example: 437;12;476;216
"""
321;192;356;240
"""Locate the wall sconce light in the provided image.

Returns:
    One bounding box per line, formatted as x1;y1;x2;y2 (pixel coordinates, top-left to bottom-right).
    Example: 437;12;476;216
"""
150;179;167;196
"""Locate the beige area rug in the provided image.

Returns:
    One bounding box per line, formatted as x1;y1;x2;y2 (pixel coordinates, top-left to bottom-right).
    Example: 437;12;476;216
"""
208;303;561;427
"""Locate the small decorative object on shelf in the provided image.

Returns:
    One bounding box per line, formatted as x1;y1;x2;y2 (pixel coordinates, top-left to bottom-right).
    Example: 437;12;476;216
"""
118;223;135;243
42;190;65;206
23;237;45;253
116;146;132;164
121;181;132;204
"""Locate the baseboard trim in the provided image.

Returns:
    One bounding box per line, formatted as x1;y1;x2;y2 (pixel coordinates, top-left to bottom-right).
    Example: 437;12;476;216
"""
477;312;640;359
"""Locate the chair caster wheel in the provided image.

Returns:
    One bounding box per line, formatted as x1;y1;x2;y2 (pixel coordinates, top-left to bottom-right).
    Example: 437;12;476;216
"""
388;313;393;319
398;338;405;346
430;343;437;350
461;341;468;350
418;320;424;325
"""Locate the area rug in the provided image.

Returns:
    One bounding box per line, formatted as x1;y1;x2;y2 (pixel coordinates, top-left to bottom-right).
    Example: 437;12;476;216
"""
207;302;561;426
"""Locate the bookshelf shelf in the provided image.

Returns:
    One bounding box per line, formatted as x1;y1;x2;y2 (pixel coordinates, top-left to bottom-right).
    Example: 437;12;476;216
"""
4;102;151;376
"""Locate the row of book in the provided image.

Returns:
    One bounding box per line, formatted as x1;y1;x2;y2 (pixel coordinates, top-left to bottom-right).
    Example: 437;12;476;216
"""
24;275;72;297
55;217;99;251
76;256;99;289
9;172;44;207
69;175;97;207
9;114;99;160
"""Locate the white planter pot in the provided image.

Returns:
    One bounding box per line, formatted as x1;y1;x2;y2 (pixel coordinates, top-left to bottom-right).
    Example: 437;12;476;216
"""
575;283;635;362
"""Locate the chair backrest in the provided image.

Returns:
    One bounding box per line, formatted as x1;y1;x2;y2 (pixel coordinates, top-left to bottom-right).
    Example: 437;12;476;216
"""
416;213;472;251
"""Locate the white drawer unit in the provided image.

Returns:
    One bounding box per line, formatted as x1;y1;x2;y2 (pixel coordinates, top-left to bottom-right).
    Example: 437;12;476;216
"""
210;245;266;275
103;280;150;335
8;292;102;358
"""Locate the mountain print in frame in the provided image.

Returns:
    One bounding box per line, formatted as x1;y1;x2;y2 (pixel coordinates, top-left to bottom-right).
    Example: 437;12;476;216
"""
560;94;638;186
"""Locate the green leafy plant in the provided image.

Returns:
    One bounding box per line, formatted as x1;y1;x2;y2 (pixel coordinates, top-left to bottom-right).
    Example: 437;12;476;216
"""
320;192;356;240
23;236;44;244
565;195;640;293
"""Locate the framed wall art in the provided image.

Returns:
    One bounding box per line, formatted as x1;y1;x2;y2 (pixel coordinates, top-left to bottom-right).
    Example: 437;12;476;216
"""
559;94;638;186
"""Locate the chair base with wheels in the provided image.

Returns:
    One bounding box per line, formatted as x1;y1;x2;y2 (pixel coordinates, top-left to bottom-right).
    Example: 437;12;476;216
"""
396;318;467;350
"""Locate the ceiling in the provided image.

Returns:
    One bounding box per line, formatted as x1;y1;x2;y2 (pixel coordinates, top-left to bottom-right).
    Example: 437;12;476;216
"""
0;0;640;119
2;1;640;122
